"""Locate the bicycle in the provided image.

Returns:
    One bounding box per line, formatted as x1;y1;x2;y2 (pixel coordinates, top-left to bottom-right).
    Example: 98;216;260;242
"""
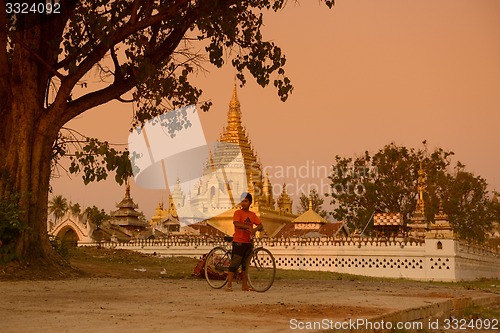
204;235;276;292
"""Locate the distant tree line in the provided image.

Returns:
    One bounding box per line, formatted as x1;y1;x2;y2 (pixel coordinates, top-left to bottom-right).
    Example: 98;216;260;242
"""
326;142;500;243
48;195;110;228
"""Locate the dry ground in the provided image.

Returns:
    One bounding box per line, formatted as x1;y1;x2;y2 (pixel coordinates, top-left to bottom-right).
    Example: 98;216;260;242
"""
1;247;499;333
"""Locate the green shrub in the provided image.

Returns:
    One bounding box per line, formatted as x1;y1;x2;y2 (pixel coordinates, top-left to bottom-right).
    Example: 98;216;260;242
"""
0;194;28;264
49;235;70;260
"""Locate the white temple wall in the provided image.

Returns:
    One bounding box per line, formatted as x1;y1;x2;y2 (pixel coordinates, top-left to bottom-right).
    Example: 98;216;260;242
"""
454;241;500;281
88;237;499;282
423;238;456;281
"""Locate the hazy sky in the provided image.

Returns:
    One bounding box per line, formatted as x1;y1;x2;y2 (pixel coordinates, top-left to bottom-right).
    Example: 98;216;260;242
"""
51;0;500;219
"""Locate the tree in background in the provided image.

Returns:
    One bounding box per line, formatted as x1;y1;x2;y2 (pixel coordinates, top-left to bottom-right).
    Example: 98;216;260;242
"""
489;191;500;245
84;206;110;229
0;1;335;266
48;195;69;222
69;202;82;216
327;142;495;242
444;164;493;242
297;189;328;218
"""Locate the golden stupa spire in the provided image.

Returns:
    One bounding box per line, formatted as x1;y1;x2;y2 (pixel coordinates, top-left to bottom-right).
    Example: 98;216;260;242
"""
225;79;244;138
263;171;269;185
277;183;292;213
229;77;240;109
434;198;448;220
216;81;262;195
279;183;291;201
209;148;215;172
416;161;426;214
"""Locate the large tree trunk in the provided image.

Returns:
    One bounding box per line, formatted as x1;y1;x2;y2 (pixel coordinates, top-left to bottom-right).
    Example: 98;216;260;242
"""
0;12;66;267
1;112;60;265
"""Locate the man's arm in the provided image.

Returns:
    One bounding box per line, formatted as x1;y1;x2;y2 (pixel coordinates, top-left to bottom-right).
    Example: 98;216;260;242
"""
233;221;262;232
251;222;264;235
234;221;251;230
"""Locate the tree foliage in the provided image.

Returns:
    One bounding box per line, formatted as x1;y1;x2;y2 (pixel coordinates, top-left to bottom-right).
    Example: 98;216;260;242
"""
53;128;133;185
48;194;68;221
69;202;81;216
444;165;494;242
327;142;495;242
84;205;110;228
297;188;328;218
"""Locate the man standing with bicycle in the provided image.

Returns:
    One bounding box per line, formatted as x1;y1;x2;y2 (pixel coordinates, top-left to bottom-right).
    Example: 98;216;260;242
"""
226;192;263;292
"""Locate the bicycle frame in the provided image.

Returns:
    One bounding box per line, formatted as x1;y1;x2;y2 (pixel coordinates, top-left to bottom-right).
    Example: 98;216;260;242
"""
204;236;276;292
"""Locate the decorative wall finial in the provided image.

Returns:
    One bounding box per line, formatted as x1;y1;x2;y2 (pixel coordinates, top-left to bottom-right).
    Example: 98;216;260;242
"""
416;161;426;215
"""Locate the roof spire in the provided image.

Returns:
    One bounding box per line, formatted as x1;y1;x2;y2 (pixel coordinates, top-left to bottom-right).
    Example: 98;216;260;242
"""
434;198;448;220
209;148;215;172
217;81;261;194
277;183;292;213
229;77;240;110
416;161;426;215
125;178;131;199
226;79;242;133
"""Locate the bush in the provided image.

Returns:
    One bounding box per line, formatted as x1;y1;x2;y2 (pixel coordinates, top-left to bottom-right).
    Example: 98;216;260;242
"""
48;235;70;260
0;194;28;264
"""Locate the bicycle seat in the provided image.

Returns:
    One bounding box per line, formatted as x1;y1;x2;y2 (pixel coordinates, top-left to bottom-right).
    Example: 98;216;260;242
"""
223;236;233;243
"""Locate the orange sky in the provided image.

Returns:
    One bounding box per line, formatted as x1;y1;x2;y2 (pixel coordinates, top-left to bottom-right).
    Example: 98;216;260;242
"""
51;0;500;219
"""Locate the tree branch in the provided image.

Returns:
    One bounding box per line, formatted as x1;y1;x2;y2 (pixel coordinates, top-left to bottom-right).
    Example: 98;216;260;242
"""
2;26;65;81
61;75;137;126
51;0;191;114
116;96;135;103
129;0;142;24
60;11;196;126
110;47;123;81
52;2;199;127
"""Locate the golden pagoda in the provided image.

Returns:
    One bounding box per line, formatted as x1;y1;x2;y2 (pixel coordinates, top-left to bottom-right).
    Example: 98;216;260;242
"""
179;82;297;236
149;180;182;233
109;182;145;227
292;195;328;229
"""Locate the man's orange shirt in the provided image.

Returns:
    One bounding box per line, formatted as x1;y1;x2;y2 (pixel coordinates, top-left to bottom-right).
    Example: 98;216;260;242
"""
233;209;261;243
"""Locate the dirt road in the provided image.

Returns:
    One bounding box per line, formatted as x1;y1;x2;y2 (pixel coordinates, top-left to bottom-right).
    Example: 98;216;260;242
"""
2;277;498;333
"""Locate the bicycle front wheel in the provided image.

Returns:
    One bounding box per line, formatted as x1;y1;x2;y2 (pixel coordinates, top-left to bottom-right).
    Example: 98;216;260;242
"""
204;246;231;289
246;247;276;292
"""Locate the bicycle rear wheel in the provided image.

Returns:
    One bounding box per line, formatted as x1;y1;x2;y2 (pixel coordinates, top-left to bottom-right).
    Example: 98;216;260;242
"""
246;247;276;292
204;247;231;289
